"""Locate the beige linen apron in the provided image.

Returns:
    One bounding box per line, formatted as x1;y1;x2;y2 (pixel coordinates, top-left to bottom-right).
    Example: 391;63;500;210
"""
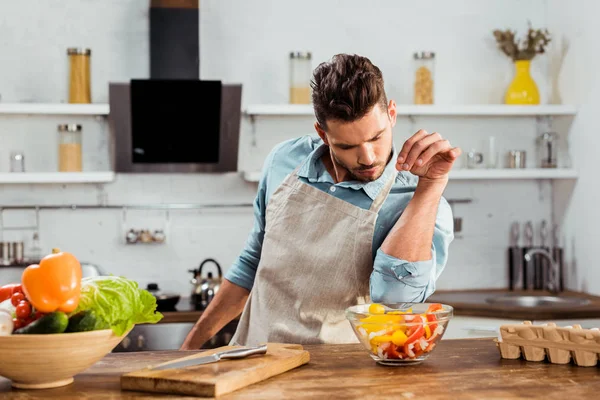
230;162;396;346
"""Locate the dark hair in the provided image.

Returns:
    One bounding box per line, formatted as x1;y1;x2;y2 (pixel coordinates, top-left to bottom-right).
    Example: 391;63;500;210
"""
311;53;388;129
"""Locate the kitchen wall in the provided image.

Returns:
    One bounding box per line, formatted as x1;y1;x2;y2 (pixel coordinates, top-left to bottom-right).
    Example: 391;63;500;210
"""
547;0;600;295
0;0;574;295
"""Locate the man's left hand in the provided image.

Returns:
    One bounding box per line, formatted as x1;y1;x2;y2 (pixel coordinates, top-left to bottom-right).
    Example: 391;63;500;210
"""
396;129;461;183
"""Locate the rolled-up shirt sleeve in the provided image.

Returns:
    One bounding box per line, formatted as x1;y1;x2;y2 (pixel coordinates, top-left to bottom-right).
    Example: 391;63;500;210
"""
370;197;454;303
223;152;274;291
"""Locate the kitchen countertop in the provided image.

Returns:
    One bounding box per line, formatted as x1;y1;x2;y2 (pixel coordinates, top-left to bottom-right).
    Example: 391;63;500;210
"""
427;289;600;320
157;297;241;324
1;338;598;399
159;290;600;324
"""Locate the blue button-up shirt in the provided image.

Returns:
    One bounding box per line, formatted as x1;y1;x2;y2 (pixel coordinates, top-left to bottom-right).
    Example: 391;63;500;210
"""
225;135;454;302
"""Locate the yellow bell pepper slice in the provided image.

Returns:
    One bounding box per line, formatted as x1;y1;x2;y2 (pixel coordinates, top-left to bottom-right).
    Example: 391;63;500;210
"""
369;303;386;314
370;334;394;345
392;330;408;346
360;314;404;324
359;323;383;334
387;308;413;314
424;323;432;339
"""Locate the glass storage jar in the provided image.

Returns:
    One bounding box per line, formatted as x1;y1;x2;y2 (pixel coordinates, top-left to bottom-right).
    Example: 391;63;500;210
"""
289;52;312;104
413;51;435;104
58;124;82;172
537;132;558;168
67;48;91;103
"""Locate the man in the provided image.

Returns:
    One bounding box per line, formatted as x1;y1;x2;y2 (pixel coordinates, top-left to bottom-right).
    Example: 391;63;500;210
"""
181;53;459;349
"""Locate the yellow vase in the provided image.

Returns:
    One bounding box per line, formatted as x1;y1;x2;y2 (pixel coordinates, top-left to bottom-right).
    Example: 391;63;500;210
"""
504;60;540;105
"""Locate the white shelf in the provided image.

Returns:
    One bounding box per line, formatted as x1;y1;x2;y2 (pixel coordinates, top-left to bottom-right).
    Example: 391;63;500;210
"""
0;103;109;116
242;168;577;183
244;104;578;117
242;171;262;182
0;172;115;184
450;168;578;180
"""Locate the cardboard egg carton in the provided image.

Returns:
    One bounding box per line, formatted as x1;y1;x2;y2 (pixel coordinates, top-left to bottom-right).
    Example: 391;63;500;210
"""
494;320;600;367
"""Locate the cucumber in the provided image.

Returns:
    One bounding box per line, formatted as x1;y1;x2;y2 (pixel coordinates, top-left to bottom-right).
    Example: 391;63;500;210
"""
15;311;69;334
66;310;102;332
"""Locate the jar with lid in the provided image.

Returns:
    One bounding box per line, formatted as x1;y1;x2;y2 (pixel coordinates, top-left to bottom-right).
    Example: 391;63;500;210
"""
413;51;435;104
289;52;312;104
67;48;91;103
58;124;82;172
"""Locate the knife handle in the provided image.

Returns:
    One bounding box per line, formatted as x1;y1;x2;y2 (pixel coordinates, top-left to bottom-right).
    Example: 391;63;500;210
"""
220;344;268;360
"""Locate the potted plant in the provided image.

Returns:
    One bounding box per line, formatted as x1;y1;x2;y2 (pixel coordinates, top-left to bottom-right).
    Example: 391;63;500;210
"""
493;23;551;105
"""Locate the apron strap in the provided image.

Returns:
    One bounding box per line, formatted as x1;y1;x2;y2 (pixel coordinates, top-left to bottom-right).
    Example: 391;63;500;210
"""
368;170;397;213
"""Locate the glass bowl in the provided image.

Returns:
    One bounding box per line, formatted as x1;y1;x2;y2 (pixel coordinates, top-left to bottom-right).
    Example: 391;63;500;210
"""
346;302;453;366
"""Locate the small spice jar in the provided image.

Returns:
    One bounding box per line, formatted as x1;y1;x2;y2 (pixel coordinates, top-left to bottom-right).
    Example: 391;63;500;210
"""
58;124;82;172
289;52;312;104
67;48;91;103
413;51;435;104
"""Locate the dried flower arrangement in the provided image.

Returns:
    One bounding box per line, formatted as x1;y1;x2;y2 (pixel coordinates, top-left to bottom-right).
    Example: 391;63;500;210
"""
493;22;551;61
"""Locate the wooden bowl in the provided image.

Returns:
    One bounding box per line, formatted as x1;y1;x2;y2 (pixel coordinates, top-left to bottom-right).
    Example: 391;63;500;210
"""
0;328;130;389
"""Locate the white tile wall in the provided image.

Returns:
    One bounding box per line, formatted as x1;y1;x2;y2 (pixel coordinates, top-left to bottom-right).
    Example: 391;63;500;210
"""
548;0;600;295
0;0;583;295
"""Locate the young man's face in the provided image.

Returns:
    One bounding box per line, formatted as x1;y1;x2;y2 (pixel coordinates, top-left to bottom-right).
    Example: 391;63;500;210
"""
316;100;396;182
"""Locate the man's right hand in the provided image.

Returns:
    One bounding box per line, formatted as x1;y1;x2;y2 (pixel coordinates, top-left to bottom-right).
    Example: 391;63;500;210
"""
178;279;250;351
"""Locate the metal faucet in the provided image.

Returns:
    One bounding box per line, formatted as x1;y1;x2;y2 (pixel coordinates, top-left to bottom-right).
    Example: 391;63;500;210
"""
524;248;559;294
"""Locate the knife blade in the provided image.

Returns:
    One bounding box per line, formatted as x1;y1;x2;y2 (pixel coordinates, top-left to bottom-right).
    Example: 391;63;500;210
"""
149;344;268;371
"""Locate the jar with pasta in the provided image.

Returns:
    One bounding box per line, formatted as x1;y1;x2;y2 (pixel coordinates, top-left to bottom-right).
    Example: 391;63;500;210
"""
67;48;91;103
413;51;435;105
289;52;312;104
58;124;82;172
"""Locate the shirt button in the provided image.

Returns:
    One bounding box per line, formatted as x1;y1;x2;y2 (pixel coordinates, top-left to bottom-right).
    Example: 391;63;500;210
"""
329;186;337;193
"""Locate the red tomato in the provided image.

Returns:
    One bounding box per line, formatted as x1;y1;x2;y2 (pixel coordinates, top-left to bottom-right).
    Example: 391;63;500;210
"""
33;311;45;320
11;292;25;307
12;318;23;330
15;301;32;320
0;284;21;303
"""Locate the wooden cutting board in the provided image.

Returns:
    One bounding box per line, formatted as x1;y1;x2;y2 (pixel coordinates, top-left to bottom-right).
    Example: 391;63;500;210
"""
120;343;310;397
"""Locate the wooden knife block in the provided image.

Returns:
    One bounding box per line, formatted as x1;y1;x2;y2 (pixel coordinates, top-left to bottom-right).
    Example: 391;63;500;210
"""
495;320;600;366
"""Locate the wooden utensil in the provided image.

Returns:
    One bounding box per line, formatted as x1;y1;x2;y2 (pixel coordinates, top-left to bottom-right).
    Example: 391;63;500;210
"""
120;342;310;397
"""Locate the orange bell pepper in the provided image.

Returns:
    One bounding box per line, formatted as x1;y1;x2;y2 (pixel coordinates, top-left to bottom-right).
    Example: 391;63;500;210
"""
21;248;82;313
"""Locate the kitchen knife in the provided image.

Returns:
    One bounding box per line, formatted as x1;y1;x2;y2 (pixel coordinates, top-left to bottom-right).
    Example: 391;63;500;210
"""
508;222;521;291
539;220;549;291
552;224;564;292
522;221;534;290
149;344;268;371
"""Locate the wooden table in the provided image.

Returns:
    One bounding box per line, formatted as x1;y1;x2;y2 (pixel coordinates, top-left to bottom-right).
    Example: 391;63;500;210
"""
1;338;598;399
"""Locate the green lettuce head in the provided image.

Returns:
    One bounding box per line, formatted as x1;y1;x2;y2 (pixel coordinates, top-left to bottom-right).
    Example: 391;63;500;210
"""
73;276;163;336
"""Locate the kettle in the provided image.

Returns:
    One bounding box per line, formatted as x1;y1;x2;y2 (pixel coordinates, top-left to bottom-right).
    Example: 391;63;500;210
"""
189;258;222;310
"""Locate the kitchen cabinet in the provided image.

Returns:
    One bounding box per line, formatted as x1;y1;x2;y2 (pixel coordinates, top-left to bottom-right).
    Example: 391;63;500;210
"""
442;316;522;339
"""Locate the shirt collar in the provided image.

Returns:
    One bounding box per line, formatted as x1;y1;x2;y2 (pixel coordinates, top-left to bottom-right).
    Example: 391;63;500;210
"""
297;142;398;201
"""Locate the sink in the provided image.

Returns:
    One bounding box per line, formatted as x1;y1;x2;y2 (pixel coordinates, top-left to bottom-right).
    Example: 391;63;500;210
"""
485;295;592;308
